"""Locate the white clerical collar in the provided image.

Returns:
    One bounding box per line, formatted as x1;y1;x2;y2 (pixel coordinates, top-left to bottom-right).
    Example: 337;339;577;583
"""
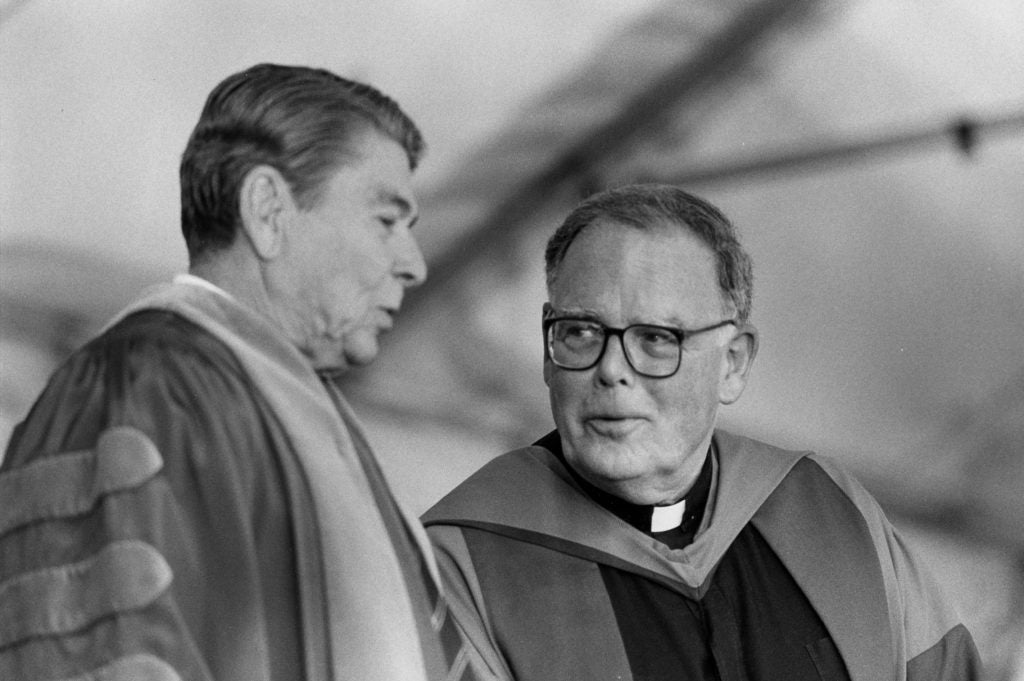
173;273;235;301
650;499;686;532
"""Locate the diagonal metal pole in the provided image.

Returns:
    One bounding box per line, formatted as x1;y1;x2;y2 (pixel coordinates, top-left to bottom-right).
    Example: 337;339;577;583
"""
404;0;816;310
0;0;36;28
656;107;1024;187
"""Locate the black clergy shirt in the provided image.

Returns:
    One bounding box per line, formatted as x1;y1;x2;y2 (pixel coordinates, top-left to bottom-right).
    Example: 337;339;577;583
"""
538;430;852;681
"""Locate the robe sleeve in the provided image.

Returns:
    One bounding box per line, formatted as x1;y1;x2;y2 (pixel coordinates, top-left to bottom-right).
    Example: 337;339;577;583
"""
890;526;983;680
808;455;983;681
0;311;298;681
427;525;515;681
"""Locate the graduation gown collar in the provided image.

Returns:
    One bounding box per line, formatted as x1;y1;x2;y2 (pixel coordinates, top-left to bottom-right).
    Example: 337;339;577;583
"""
109;281;442;681
424;429;806;594
536;430;713;545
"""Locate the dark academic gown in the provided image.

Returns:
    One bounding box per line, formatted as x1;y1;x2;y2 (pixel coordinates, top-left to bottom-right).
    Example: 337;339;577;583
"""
423;430;981;681
0;281;478;681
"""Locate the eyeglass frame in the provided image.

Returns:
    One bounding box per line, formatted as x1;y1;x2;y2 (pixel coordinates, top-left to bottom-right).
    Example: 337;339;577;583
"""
542;314;737;378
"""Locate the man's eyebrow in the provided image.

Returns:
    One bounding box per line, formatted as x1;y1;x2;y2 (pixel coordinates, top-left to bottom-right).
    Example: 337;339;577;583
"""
377;190;413;213
548;307;601;320
548;308;690;328
376;189;419;225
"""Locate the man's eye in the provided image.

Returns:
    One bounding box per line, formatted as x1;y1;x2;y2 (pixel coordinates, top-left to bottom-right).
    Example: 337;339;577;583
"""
560;322;601;341
568;327;593;339
635;328;677;346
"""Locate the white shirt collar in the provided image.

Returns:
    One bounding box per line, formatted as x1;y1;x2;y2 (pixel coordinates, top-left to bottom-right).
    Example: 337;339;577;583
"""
650;499;686;532
173;273;234;301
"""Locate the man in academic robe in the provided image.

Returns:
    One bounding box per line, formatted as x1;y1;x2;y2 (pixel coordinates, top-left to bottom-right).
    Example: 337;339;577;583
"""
423;184;981;681
0;64;487;681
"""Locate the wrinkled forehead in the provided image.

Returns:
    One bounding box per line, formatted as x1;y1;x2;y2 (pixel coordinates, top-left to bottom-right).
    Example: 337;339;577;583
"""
551;216;704;273
548;220;728;323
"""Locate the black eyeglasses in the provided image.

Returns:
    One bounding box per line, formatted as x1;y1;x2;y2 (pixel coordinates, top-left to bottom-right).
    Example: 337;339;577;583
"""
544;317;736;378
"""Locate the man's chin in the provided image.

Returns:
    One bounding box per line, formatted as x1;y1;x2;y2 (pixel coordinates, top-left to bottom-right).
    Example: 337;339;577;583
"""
307;337;379;373
566;442;644;485
340;337;381;369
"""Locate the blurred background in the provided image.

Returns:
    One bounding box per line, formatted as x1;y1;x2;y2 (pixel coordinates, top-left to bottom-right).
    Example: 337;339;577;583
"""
2;0;1022;677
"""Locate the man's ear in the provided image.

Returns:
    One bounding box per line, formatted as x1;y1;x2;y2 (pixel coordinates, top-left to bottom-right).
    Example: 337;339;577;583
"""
719;323;758;405
238;165;295;260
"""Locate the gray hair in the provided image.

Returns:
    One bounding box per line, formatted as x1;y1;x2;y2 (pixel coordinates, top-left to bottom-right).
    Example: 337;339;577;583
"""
544;184;753;323
180;63;424;262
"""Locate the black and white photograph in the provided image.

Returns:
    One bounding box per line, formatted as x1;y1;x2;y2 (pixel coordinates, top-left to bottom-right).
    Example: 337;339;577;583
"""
1;1;1022;679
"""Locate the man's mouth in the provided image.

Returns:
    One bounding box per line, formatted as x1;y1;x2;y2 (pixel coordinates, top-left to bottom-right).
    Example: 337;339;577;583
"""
585;415;645;437
379;307;398;329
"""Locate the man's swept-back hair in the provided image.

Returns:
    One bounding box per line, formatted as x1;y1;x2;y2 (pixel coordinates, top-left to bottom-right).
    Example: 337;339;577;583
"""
544;184;754;323
180;63;424;262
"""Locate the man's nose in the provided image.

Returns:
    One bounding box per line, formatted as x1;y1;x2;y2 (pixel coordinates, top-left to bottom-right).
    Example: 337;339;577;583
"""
594;332;634;386
393;226;427;287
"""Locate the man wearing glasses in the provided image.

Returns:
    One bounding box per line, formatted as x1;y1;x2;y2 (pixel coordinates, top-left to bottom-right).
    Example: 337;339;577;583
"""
423;184;979;681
